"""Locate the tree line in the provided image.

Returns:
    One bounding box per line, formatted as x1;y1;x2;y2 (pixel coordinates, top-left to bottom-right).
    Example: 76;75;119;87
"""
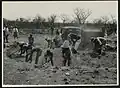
3;8;117;35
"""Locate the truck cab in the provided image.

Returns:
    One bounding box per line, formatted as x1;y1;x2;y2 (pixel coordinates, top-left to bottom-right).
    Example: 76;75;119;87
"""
60;26;82;41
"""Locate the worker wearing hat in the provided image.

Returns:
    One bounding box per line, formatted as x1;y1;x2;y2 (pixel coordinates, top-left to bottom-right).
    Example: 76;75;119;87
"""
61;36;72;66
28;34;34;46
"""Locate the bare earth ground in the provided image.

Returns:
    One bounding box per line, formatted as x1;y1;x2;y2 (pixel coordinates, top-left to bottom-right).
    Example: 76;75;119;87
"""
3;34;117;85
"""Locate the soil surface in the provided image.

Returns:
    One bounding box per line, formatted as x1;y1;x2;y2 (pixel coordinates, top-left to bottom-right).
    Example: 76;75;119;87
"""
3;34;117;85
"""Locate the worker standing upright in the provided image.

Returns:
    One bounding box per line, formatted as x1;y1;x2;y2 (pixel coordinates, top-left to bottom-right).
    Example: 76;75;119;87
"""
28;34;34;46
61;38;72;66
13;26;19;40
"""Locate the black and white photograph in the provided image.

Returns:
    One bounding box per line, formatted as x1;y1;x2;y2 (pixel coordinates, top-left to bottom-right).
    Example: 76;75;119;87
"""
2;1;118;87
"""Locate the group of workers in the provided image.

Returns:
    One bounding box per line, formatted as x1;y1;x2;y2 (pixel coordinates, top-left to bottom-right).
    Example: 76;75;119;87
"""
3;25;19;47
4;26;116;67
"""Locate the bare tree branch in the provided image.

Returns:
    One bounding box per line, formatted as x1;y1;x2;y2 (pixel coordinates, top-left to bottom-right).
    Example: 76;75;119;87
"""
47;14;57;35
73;8;92;24
60;14;69;23
92;18;103;24
32;15;46;29
110;14;117;24
48;14;57;26
100;16;109;24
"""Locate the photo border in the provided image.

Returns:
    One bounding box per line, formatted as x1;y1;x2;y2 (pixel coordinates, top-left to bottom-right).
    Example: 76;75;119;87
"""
1;0;119;87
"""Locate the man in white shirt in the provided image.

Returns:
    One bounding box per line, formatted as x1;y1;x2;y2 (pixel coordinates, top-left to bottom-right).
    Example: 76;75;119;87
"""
74;38;81;52
53;31;63;48
9;26;13;35
4;26;9;43
13;26;19;39
61;39;72;66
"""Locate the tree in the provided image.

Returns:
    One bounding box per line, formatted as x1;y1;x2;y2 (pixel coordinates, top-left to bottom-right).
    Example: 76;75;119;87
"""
16;18;19;22
100;16;109;24
109;15;117;33
60;14;69;26
3;18;8;26
73;8;92;24
24;17;31;22
93;19;103;25
109;15;117;27
32;15;46;29
48;14;57;35
99;15;117;35
19;18;25;22
14;18;20;27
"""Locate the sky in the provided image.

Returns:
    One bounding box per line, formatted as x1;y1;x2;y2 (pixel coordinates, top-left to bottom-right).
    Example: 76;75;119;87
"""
2;1;118;22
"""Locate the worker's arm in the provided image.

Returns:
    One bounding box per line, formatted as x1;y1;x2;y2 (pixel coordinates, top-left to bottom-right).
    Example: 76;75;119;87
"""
68;33;71;38
97;37;102;45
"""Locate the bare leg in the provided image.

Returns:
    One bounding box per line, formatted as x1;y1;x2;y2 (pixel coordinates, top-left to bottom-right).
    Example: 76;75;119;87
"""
50;54;54;66
6;35;9;43
35;50;40;65
29;50;34;63
63;58;67;66
68;57;71;66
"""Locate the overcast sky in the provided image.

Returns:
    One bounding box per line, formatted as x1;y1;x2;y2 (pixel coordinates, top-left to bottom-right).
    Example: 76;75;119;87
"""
2;1;118;22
